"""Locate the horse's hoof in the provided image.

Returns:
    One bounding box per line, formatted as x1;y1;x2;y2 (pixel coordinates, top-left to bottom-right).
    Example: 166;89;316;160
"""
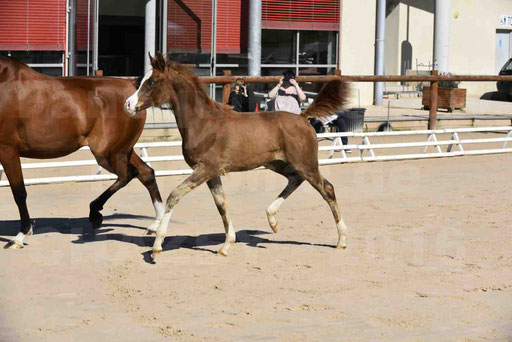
5;240;24;249
142;230;156;236
336;245;347;250
89;212;103;229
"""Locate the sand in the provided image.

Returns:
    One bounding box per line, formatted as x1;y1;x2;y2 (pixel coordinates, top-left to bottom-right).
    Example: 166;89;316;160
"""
1;154;512;341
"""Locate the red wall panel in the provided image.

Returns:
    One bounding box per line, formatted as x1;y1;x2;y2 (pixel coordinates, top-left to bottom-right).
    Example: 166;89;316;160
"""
167;0;212;53
0;0;66;51
216;0;242;54
167;0;244;54
262;0;340;31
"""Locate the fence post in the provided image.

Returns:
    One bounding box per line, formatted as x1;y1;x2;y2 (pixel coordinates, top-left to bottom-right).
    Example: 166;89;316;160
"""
222;70;232;104
428;69;439;129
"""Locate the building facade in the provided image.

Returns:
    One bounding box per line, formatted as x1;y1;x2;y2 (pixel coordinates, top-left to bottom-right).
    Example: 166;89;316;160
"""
1;0;512;104
383;0;512;102
0;0;339;76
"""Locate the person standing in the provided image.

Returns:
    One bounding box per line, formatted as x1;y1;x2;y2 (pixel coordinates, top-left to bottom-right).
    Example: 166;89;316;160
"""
228;78;256;112
268;70;306;114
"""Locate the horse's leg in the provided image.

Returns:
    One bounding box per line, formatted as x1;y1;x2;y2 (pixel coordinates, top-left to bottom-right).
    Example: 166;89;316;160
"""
152;165;210;260
0;146;33;249
129;153;164;235
296;167;348;249
206;176;236;256
89;152;139;228
265;162;304;233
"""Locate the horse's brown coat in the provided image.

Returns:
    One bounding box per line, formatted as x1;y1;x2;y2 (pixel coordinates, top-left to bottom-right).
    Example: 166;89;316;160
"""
0;56;162;247
128;53;350;259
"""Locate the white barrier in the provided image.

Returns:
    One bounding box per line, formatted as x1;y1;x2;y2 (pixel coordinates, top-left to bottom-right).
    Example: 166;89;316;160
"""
1;126;511;187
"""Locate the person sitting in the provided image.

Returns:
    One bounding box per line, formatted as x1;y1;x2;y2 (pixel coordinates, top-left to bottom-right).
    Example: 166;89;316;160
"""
228;78;256;112
267;70;306;114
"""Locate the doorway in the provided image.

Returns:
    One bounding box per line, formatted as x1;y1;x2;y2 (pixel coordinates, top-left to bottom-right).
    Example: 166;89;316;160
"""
98;0;145;76
75;0;145;76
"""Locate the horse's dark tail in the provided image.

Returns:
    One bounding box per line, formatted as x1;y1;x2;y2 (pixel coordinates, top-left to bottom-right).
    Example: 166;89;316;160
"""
301;79;350;119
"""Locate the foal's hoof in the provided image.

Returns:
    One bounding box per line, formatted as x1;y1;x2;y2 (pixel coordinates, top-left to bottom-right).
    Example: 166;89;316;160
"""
5;240;24;249
151;249;161;261
270;223;279;233
89;212;103;229
217;249;228;257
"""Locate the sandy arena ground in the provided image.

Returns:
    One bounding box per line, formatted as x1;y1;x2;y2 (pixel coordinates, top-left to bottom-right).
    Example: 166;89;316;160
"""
1;153;512;341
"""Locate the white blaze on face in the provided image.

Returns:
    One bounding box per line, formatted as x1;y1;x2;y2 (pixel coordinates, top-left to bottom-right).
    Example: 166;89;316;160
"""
124;69;153;115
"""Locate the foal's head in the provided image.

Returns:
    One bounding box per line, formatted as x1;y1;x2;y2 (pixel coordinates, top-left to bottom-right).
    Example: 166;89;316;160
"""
124;52;179;116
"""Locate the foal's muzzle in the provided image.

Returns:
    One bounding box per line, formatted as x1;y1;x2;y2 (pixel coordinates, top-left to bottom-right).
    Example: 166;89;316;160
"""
124;98;139;116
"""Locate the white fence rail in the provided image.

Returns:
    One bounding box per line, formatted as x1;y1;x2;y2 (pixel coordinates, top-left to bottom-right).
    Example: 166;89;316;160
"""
1;126;512;187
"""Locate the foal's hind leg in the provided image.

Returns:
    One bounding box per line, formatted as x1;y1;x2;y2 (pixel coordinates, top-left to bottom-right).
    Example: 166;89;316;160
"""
207;177;236;256
298;169;348;249
130;153;164;235
152;165;210;261
89;152;139;228
265;162;304;233
0;146;33;249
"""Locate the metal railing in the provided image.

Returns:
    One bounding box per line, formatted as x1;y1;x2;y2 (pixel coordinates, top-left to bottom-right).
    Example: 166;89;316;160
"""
1;126;512;187
319;126;512;162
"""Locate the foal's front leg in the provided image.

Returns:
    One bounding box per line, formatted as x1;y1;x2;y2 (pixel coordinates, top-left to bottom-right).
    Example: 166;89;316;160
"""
151;166;210;260
207;177;236;256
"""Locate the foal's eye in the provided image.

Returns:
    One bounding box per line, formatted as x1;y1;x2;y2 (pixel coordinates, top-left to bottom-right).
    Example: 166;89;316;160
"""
150;80;157;87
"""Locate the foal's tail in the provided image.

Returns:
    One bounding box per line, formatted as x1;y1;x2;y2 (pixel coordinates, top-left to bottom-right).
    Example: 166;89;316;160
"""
301;79;350;119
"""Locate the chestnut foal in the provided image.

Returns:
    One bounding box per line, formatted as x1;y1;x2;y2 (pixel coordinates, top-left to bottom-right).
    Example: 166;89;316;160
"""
0;56;164;248
125;53;350;260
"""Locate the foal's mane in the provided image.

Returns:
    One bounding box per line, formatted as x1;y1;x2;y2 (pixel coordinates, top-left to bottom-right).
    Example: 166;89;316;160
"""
157;56;231;115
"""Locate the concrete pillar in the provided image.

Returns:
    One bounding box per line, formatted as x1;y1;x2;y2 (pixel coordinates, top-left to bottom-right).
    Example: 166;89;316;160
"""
162;0;168;54
68;0;77;76
210;0;217;98
337;0;342;70
434;0;451;73
92;0;98;72
373;0;385;105
248;0;261;76
145;0;157;73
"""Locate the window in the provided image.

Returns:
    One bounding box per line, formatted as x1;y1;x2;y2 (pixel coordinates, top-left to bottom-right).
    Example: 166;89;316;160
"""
261;29;337;81
262;30;296;64
0;51;64;76
299;31;336;65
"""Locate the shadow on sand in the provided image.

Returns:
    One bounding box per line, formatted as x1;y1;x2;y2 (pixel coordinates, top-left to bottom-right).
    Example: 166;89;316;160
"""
0;214;335;262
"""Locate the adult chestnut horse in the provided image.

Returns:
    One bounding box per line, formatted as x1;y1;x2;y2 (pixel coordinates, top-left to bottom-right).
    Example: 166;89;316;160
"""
125;53;350;261
0;56;164;249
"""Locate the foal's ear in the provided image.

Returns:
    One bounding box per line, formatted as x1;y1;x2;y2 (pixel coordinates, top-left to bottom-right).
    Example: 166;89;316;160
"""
149;52;158;69
155;52;166;69
149;52;165;71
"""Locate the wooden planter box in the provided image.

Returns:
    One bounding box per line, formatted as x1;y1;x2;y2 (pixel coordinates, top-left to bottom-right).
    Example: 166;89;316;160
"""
422;86;467;112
